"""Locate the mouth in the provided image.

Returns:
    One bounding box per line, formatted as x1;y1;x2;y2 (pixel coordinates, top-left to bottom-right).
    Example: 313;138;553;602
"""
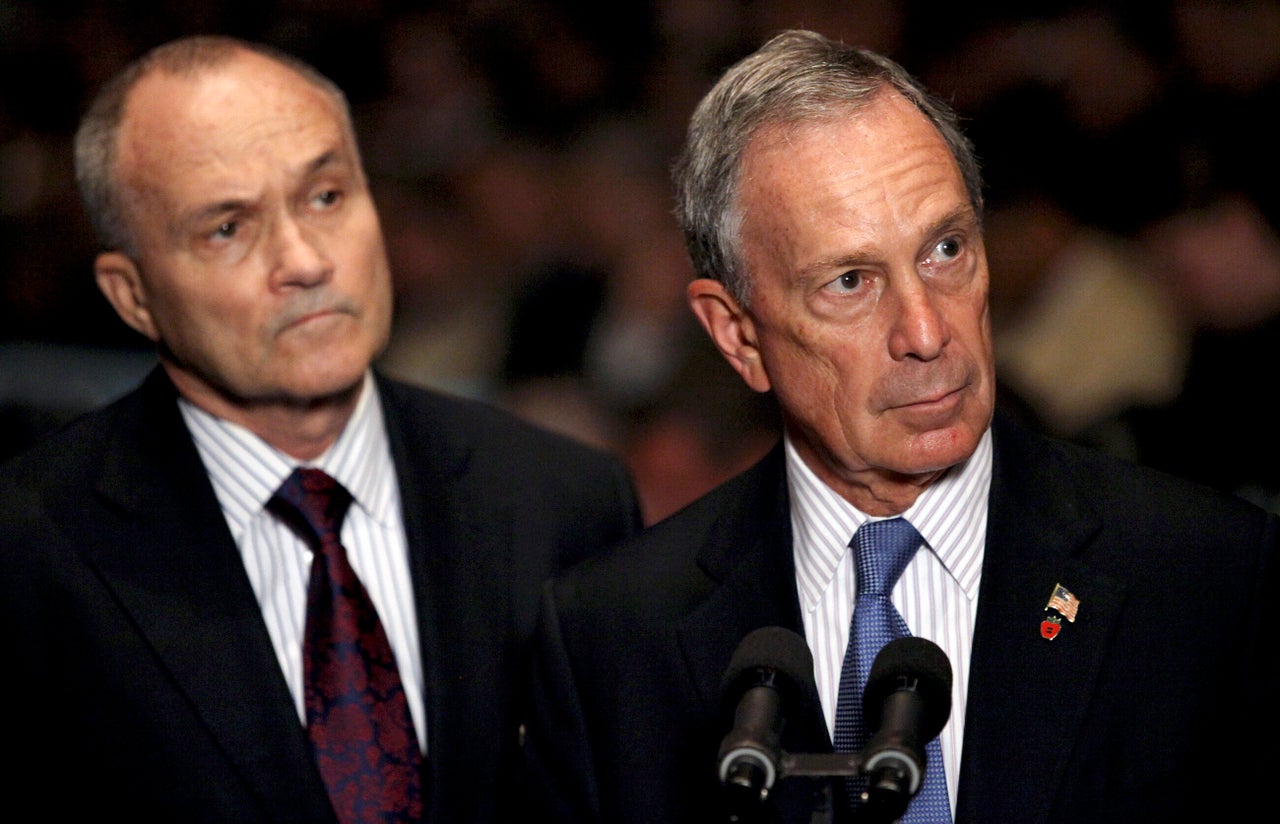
901;384;965;409
884;380;972;424
278;304;352;334
291;309;336;326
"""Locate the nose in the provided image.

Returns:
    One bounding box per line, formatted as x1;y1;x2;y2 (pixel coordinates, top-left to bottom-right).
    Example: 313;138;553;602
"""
887;277;949;361
269;213;333;289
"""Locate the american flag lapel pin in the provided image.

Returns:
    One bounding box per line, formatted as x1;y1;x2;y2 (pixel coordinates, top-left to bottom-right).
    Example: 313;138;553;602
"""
1041;583;1080;640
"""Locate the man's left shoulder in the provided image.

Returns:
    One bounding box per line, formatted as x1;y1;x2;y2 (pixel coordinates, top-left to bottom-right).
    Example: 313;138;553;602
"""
995;412;1275;532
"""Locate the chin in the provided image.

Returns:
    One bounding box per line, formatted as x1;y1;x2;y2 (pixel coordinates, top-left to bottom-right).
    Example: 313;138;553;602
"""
899;423;984;474
281;361;369;404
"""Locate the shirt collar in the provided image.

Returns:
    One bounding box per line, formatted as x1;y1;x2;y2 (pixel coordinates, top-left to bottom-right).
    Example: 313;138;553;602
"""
787;427;992;612
180;372;396;538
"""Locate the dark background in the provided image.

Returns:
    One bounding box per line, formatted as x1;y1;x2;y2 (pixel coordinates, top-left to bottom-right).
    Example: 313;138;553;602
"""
3;0;1278;522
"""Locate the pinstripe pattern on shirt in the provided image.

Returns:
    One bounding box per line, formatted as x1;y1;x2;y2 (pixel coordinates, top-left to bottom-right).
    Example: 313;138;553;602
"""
788;428;991;814
180;371;426;753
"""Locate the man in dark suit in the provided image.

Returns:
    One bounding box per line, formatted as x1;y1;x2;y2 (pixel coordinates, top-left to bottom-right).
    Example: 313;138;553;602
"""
0;36;641;823
521;30;1280;823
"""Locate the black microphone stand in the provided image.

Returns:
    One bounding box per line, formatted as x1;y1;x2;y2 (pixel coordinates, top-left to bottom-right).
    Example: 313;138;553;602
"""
724;749;913;824
717;634;948;824
780;750;865;824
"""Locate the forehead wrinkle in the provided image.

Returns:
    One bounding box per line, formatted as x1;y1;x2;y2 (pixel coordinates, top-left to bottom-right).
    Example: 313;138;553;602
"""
835;130;966;251
121;53;349;172
123;66;352;215
742;132;974;312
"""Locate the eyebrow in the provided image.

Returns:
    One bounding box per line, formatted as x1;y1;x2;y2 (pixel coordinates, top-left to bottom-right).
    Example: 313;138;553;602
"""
916;205;980;252
174;198;246;238
302;149;343;178
794;204;979;278
173;149;350;232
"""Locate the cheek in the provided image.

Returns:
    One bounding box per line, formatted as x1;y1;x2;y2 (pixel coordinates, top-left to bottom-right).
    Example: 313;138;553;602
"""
963;296;995;361
345;206;389;267
764;334;857;421
362;253;396;341
344;228;394;303
152;281;261;355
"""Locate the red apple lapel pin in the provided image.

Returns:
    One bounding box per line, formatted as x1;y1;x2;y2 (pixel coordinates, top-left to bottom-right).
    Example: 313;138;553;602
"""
1041;583;1080;640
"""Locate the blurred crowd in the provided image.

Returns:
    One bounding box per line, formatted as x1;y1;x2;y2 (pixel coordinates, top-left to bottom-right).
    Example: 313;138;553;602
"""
3;0;1279;521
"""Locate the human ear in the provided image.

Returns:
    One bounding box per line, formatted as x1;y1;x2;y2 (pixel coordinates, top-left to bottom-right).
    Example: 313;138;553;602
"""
686;278;772;393
94;251;160;342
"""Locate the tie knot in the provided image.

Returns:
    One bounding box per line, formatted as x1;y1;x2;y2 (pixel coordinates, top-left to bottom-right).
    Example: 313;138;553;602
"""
268;467;353;547
851;517;922;596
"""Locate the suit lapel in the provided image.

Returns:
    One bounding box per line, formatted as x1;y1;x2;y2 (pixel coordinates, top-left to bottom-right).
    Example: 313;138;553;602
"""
676;447;801;715
377;377;511;815
956;417;1127;823
72;370;331;821
674;446;834;820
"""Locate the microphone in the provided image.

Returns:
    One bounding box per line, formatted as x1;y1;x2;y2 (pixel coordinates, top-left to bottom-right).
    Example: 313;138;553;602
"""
717;626;816;805
859;637;952;820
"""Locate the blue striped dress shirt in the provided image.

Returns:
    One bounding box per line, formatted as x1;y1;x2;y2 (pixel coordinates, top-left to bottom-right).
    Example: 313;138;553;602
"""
788;427;992;814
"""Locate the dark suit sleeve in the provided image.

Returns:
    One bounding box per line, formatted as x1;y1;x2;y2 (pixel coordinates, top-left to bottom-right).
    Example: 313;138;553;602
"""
1240;512;1280;802
0;484;56;769
522;579;603;823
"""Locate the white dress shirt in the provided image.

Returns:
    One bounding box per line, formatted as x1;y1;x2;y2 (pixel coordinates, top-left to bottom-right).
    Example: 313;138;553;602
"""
180;372;426;753
788;428;992;813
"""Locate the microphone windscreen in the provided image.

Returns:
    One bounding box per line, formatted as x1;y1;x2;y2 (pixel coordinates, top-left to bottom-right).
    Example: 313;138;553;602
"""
863;637;952;739
720;626;816;708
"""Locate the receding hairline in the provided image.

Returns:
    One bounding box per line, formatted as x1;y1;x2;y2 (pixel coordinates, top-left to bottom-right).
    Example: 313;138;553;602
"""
129;35;340;92
123;39;348;117
74;34;355;253
741;84;966;181
671;30;984;306
735;88;980;264
113;45;358;218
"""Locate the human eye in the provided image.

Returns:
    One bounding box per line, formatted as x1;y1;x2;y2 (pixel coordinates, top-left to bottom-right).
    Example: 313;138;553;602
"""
923;235;963;267
823;269;868;295
311;187;343;211
193;215;240;248
187;207;254;261
210;220;238;241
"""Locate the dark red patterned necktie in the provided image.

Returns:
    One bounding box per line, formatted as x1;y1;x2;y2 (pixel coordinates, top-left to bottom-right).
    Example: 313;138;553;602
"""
269;467;423;824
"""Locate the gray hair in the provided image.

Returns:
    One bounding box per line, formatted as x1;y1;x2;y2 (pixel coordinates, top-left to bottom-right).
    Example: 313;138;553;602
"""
73;35;354;256
672;29;983;306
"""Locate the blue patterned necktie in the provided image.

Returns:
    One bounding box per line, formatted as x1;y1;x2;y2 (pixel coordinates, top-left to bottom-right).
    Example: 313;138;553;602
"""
269;468;423;824
832;517;951;822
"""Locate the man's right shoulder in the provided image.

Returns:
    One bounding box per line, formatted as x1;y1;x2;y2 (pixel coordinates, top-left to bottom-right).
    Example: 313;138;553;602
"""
551;442;786;594
0;387;140;492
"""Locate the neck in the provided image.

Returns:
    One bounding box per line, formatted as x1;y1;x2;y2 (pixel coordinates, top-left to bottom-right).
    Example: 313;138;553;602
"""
165;365;365;461
790;438;943;517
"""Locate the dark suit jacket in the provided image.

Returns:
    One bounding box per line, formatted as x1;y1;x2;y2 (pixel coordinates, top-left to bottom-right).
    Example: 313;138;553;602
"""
0;367;642;823
523;412;1280;823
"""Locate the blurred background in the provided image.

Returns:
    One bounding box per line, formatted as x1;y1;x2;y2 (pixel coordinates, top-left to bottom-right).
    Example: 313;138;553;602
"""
2;0;1278;523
